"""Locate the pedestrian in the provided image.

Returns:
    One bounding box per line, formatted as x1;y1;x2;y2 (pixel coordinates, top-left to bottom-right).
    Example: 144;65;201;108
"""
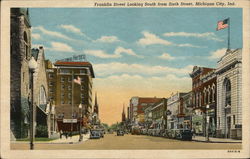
65;132;68;139
192;128;196;138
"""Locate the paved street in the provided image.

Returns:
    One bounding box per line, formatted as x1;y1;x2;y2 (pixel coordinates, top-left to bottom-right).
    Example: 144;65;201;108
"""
11;134;241;150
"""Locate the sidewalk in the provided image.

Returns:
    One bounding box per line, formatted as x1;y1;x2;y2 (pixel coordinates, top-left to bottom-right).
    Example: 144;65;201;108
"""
192;136;242;143
12;133;90;144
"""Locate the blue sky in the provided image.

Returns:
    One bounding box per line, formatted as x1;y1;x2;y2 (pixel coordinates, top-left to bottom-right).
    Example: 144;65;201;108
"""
29;8;242;124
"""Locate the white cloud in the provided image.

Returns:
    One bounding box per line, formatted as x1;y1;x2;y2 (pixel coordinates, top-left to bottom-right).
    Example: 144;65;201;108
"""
177;43;204;48
33;26;75;41
163;32;223;42
93;62;193;76
59;24;83;35
114;47;144;58
158;53;175;60
95;36;120;43
84;47;143;59
31;33;41;40
137;31;173;46
47;42;75;52
208;48;227;59
137;31;203;48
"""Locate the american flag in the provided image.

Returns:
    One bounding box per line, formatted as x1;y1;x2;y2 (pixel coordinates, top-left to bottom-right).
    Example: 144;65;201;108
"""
73;76;81;85
217;18;229;31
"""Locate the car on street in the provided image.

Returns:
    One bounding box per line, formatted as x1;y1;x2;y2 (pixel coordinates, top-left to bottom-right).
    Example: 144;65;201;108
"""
117;130;124;136
90;129;101;139
175;129;192;141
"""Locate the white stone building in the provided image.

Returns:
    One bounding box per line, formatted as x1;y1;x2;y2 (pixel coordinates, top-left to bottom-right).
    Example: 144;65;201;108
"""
216;49;242;139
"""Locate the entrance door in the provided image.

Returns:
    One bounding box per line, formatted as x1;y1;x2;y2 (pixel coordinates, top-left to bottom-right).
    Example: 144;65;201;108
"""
227;116;231;138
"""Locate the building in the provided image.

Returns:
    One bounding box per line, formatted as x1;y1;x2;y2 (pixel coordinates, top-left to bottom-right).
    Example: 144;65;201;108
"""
32;47;56;138
151;98;167;130
166;92;187;130
46;60;95;132
200;69;217;137
122;106;126;122
216;49;242;139
92;93;100;125
189;66;215;135
180;91;193;129
10;8;32;138
129;97;162;125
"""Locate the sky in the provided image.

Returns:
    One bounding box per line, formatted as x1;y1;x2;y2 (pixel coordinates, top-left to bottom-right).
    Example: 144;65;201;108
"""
29;8;242;125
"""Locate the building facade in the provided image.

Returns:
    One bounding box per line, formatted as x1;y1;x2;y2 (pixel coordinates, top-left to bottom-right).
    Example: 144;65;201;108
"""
129;97;162;124
151;98;167;130
216;49;242;139
32;47;56;138
46;61;95;131
167;92;187;130
190;66;215;135
10;8;32;138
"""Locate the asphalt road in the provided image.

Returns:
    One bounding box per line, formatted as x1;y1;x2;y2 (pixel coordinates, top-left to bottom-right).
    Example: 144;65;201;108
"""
11;134;241;150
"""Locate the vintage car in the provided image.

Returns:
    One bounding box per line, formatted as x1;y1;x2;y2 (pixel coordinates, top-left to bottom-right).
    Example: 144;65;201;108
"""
116;130;124;136
175;129;193;141
90;129;101;139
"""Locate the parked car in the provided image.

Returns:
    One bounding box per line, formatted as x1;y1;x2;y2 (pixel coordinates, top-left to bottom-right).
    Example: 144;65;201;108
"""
175;129;192;141
90;129;101;139
117;130;124;136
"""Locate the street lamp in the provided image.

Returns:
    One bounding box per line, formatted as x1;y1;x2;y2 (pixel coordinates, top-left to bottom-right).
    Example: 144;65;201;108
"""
28;56;37;150
79;104;83;141
206;104;210;142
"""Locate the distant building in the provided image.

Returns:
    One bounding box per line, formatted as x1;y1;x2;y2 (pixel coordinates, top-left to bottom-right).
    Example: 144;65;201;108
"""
46;61;95;131
180;91;193;129
167;92;187;130
151;98;167;129
129;97;162;124
92;93;100;125
122;106;126;122
216;49;242;139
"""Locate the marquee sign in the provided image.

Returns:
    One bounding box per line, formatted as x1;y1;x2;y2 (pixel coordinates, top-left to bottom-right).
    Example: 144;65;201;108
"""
63;119;77;123
56;54;86;62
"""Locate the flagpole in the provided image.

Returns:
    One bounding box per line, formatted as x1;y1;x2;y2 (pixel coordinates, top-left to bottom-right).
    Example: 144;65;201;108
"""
71;73;74;134
228;17;230;51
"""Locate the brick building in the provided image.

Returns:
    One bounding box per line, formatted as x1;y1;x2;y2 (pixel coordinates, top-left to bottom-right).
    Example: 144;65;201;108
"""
129;97;162;124
190;66;216;135
46;60;95;131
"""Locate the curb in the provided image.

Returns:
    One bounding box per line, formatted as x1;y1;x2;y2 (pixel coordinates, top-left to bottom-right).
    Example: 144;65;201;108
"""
191;139;242;143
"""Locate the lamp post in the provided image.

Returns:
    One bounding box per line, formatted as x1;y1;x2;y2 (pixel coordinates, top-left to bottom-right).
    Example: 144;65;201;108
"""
79;104;83;141
206;104;210;142
28;56;37;150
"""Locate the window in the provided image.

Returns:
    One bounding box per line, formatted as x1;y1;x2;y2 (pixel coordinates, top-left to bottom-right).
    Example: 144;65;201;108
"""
68;93;72;98
61;93;64;97
81;93;84;98
68;100;72;104
80;69;87;74
61;100;64;104
61;77;65;82
218;117;220;127
233;115;235;125
60;69;70;74
68;85;71;90
24;32;29;59
81;85;84;90
39;86;47;105
61;84;65;90
213;87;216;102
204;90;207;104
68;77;72;82
49;81;53;86
49;74;54;79
225;79;231;106
49;88;53;93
